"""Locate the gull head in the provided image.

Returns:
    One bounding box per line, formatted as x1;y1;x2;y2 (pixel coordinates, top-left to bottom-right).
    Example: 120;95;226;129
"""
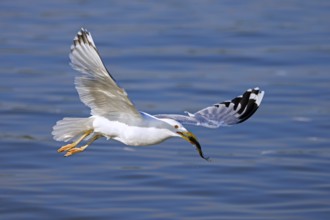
159;118;209;160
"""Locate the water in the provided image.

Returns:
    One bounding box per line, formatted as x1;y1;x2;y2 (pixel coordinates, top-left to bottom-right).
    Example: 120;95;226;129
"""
1;0;330;219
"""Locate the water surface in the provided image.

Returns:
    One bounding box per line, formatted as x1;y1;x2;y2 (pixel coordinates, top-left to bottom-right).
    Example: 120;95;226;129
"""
1;0;330;219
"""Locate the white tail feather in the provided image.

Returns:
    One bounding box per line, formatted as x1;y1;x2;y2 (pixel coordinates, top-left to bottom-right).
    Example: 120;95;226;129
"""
52;117;94;142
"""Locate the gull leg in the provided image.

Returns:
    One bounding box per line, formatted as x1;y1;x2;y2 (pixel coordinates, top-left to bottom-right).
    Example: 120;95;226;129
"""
57;129;93;153
64;134;101;157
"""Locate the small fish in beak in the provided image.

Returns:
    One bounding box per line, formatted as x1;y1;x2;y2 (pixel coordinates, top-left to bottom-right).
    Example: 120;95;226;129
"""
177;131;210;161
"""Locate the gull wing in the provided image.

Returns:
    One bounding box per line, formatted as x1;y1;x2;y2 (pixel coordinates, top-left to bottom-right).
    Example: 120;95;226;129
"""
70;28;141;122
156;88;264;128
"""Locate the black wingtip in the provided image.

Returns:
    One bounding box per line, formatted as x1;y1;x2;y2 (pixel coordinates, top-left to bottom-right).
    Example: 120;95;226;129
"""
221;87;263;124
236;88;264;123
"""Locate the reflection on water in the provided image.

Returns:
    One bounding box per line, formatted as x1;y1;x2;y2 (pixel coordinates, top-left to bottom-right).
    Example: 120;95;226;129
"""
1;0;330;219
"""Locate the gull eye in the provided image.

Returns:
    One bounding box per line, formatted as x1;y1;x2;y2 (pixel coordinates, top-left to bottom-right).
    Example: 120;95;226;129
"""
174;125;179;129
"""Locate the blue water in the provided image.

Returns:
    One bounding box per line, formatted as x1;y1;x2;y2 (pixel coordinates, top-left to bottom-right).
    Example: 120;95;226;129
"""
1;0;330;219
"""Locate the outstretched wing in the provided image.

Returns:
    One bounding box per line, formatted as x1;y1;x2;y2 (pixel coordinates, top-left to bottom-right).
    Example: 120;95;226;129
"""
156;88;264;128
70;28;141;122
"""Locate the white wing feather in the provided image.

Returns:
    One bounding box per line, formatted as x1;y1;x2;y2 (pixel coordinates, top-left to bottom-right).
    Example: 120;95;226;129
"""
156;88;264;128
70;28;141;123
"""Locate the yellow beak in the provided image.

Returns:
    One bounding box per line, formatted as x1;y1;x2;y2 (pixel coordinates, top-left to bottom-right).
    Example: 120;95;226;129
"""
177;131;209;161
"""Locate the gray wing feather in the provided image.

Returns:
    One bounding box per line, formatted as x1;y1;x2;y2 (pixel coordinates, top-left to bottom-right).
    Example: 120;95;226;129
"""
155;114;199;126
70;28;141;122
156;88;264;128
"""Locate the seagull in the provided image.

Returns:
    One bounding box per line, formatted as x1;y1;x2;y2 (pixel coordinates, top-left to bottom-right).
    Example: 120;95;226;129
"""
52;28;265;160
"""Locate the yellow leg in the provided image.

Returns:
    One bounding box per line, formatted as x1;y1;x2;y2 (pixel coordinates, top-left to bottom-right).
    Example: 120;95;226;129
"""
64;134;101;157
57;129;93;153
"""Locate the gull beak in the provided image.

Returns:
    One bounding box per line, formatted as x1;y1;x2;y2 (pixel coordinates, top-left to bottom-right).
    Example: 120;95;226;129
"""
177;131;209;161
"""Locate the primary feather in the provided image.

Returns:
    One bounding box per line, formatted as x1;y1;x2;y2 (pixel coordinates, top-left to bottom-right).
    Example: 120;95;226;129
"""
70;28;141;123
156;88;264;128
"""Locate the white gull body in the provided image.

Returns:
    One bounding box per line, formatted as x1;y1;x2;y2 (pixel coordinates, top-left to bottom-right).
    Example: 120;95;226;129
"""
92;112;182;146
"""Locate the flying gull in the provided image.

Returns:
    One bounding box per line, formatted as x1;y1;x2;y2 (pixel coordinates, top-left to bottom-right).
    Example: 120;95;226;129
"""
52;28;265;160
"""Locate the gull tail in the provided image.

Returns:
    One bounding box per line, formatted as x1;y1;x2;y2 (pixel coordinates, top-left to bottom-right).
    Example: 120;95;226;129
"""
52;117;94;142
